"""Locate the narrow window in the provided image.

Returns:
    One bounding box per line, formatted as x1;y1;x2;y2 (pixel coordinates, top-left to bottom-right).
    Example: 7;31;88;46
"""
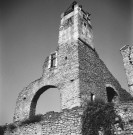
51;53;56;67
91;93;95;101
48;52;57;68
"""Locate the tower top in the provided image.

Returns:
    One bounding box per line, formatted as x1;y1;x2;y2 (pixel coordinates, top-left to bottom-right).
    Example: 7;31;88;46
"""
61;1;91;19
59;1;93;48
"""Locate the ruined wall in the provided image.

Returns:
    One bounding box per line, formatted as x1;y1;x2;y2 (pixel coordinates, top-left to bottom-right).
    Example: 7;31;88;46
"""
13;1;126;123
13;39;80;122
5;107;83;135
78;40;122;103
14;39;124;122
120;45;133;96
5;103;133;135
9;2;133;135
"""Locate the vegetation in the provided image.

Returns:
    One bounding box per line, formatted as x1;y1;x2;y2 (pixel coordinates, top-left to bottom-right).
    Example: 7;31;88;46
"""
0;114;44;134
0;125;7;135
19;114;43;126
82;99;124;135
0;123;17;134
8;123;17;131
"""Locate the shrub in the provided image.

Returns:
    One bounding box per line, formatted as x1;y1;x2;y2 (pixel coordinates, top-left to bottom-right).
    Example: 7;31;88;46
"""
0;125;7;135
82;100;123;135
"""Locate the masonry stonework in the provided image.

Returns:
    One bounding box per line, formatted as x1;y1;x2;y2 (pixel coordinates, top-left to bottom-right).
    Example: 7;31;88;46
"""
120;45;133;96
14;1;123;123
3;1;133;135
5;104;133;135
5;108;83;135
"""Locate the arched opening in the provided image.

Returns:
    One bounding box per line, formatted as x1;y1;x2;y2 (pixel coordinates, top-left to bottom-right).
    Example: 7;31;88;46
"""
36;88;60;114
30;85;61;118
106;87;118;102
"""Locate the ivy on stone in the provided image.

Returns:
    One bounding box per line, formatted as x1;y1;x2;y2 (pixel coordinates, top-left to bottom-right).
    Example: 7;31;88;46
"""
82;100;123;135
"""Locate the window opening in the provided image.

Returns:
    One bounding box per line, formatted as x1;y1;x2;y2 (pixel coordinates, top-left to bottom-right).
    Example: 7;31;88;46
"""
51;53;56;67
48;52;57;68
91;93;95;101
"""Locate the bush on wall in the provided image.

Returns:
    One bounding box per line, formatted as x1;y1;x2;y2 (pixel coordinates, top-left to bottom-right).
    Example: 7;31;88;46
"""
82;99;124;135
0;125;7;135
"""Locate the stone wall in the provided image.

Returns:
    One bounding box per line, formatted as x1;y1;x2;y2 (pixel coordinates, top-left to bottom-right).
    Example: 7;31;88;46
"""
14;39;125;122
13;1;127;124
78;40;122;104
4;103;133;135
114;102;133;135
120;45;133;96
5;107;83;135
6;2;133;135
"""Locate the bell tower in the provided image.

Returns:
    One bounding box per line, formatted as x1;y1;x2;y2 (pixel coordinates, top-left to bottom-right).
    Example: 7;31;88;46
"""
57;1;95;109
58;1;94;49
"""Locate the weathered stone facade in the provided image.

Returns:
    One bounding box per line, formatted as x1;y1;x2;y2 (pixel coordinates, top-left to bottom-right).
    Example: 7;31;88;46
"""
3;1;133;135
5;104;133;135
14;1;122;123
120;45;133;96
5;108;83;135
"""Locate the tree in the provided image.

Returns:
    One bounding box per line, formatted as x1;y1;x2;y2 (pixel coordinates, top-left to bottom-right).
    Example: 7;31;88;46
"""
82;99;123;135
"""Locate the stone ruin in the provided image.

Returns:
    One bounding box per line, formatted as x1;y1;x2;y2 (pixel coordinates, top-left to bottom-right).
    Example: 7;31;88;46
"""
3;1;133;135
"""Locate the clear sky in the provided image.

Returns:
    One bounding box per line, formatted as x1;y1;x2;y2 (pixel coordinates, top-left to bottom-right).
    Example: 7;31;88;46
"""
0;0;133;125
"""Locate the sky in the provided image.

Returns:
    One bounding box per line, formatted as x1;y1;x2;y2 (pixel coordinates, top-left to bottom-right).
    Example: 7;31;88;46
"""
0;0;133;125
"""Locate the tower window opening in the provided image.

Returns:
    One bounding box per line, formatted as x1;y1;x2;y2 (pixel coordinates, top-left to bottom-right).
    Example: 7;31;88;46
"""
48;52;57;68
51;53;56;67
